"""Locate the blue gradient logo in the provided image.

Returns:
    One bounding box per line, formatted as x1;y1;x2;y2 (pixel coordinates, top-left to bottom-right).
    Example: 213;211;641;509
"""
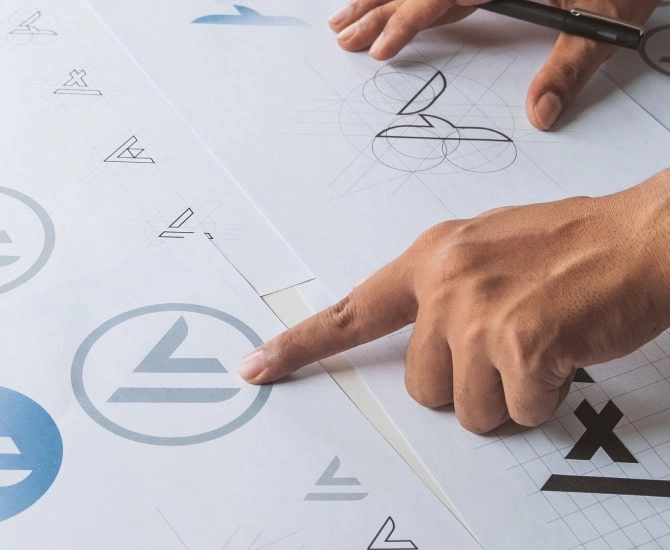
0;387;62;521
192;5;306;26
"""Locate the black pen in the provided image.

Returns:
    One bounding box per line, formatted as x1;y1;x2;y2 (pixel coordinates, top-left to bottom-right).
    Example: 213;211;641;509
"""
478;0;644;50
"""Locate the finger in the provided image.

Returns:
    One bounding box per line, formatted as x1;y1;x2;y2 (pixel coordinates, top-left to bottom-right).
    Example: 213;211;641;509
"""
404;306;454;408
525;32;615;130
500;360;574;427
452;344;509;434
335;1;400;53
368;1;471;60
236;255;418;384
328;0;395;33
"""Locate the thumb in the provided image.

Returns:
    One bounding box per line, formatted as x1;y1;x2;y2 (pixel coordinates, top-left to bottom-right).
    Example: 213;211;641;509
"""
526;32;615;130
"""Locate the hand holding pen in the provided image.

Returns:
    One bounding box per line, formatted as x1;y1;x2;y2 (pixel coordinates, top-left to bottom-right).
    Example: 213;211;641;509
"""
327;0;660;130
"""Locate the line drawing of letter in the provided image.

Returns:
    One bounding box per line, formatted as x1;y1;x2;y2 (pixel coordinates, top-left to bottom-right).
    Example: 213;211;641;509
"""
192;5;307;27
54;69;102;96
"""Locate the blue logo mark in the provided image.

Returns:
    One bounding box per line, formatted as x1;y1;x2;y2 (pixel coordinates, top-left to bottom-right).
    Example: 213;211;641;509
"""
0;387;62;521
192;5;307;27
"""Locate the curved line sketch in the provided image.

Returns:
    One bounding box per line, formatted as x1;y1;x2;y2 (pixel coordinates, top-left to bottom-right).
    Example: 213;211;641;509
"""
398;71;447;115
192;5;307;27
369;66;517;173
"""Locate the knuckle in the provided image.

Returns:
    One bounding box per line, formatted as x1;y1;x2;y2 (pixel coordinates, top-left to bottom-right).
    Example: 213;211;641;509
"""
405;373;453;408
457;414;501;435
324;295;358;332
508;406;552;428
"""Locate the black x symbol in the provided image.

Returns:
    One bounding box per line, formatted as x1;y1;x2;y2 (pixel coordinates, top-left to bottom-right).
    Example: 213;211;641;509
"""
566;400;637;463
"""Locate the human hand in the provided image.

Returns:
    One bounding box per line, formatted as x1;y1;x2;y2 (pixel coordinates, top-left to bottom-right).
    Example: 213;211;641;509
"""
238;169;670;433
328;0;660;130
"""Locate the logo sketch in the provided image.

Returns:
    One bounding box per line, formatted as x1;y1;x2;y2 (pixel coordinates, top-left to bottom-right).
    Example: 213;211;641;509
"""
105;136;155;164
54;69;102;96
8;10;56;44
368;517;418;550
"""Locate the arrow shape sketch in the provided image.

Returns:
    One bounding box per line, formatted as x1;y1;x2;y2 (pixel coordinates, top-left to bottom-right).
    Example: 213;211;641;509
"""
368;517;418;550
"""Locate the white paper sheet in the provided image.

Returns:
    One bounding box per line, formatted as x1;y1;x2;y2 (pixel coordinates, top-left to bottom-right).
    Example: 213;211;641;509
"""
0;235;480;549
86;0;670;303
603;3;670;130
1;0;312;298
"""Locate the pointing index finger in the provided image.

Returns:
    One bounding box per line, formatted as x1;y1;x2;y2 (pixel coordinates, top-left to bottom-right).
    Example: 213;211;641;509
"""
236;256;417;384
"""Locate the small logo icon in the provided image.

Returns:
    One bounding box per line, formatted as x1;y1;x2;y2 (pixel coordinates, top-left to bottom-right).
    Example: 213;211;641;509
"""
72;304;271;445
8;10;57;44
304;456;368;501
192;5;307;27
368;517;418;550
0;387;63;522
54;69;102;96
105;136;155;164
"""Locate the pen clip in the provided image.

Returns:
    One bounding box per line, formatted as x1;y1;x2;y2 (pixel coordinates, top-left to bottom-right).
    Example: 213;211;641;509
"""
570;8;643;34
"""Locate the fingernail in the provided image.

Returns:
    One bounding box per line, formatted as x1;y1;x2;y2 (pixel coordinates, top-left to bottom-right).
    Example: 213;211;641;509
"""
369;31;384;57
236;348;265;380
337;22;356;42
534;91;562;130
328;5;351;26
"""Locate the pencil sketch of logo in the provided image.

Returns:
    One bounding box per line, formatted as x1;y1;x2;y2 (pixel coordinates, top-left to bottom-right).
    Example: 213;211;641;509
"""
0;187;55;295
105;136;155;164
53;69;102;96
7;10;57;45
0;387;62;522
640;24;670;77
71;304;271;445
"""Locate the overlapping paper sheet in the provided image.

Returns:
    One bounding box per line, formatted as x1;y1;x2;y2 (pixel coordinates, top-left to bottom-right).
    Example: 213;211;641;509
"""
603;2;670;130
1;0;311;299
85;1;670;548
0;236;479;548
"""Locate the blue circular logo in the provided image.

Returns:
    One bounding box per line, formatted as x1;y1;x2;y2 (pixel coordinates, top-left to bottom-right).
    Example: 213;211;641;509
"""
0;387;62;521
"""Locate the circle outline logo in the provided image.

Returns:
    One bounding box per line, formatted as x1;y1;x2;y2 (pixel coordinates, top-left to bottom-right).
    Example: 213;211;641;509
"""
0;187;55;295
71;303;271;446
